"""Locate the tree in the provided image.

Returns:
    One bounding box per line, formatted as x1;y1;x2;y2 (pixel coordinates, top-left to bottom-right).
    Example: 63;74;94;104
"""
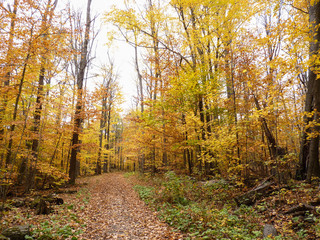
305;0;320;182
96;60;119;174
69;0;93;184
0;0;18;162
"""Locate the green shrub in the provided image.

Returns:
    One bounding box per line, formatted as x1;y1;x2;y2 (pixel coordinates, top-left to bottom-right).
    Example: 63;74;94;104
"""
161;171;189;205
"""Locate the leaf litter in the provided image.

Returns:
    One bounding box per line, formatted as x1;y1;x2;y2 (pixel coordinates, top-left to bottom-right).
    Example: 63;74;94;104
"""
77;172;184;239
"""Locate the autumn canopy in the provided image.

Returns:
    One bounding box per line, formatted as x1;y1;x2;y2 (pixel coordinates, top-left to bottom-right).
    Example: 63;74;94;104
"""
0;0;319;192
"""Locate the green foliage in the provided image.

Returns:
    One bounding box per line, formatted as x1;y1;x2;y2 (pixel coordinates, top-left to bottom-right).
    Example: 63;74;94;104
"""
134;171;263;239
159;203;262;239
124;172;136;178
161;171;189;205
26;220;82;240
133;185;155;205
23;188;89;240
76;188;91;205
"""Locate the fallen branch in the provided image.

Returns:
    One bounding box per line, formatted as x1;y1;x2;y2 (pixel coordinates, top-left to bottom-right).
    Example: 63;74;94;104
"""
235;180;274;206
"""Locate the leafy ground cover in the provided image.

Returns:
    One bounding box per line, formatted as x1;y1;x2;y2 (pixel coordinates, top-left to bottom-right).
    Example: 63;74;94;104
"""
1;185;88;239
129;171;320;239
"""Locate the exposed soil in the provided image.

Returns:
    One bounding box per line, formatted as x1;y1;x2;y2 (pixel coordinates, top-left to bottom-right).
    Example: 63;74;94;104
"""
77;173;184;240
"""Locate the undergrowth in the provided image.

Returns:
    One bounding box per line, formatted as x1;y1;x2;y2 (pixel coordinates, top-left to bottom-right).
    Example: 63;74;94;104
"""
133;171;320;239
133;171;264;239
2;187;91;240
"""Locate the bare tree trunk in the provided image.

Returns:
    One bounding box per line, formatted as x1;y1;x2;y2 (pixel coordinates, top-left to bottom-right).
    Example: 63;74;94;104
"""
148;0;160;175
69;0;92;184
105;103;112;172
134;37;146;173
96;100;105;175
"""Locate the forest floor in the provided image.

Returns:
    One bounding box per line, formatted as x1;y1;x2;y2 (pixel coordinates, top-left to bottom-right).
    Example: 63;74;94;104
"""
1;172;184;240
2;172;320;239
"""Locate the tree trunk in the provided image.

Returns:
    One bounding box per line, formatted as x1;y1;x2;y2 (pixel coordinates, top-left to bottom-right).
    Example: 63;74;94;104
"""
96;105;104;175
69;0;92;184
0;0;18;156
253;95;286;178
103;102;112;172
5;52;30;166
26;0;57;191
306;0;320;182
296;77;314;180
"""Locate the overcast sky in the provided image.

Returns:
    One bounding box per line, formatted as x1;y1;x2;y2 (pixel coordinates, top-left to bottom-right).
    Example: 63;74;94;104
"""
61;0;137;113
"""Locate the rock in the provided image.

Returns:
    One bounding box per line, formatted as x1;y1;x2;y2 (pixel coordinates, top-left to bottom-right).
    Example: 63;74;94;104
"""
23;197;33;207
200;179;228;187
44;195;64;206
2;225;30;240
49;197;63;205
263;224;278;238
30;198;40;209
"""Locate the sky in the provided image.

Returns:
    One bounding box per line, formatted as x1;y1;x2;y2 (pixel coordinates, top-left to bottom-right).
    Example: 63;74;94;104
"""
60;0;137;113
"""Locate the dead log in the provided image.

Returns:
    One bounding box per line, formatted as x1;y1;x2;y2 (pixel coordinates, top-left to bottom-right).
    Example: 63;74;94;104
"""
284;204;317;215
235;181;274;206
55;189;77;194
291;211;306;217
309;198;320;206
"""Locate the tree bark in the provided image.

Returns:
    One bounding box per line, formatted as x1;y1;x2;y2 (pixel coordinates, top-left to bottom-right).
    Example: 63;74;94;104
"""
69;0;92;184
306;0;320;182
296;77;314;179
96;97;106;175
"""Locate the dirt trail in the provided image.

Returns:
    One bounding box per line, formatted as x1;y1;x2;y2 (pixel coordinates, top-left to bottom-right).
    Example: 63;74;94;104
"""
77;173;183;240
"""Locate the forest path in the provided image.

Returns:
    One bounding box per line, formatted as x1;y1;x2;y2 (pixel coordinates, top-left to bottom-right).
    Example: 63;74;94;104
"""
77;172;183;240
